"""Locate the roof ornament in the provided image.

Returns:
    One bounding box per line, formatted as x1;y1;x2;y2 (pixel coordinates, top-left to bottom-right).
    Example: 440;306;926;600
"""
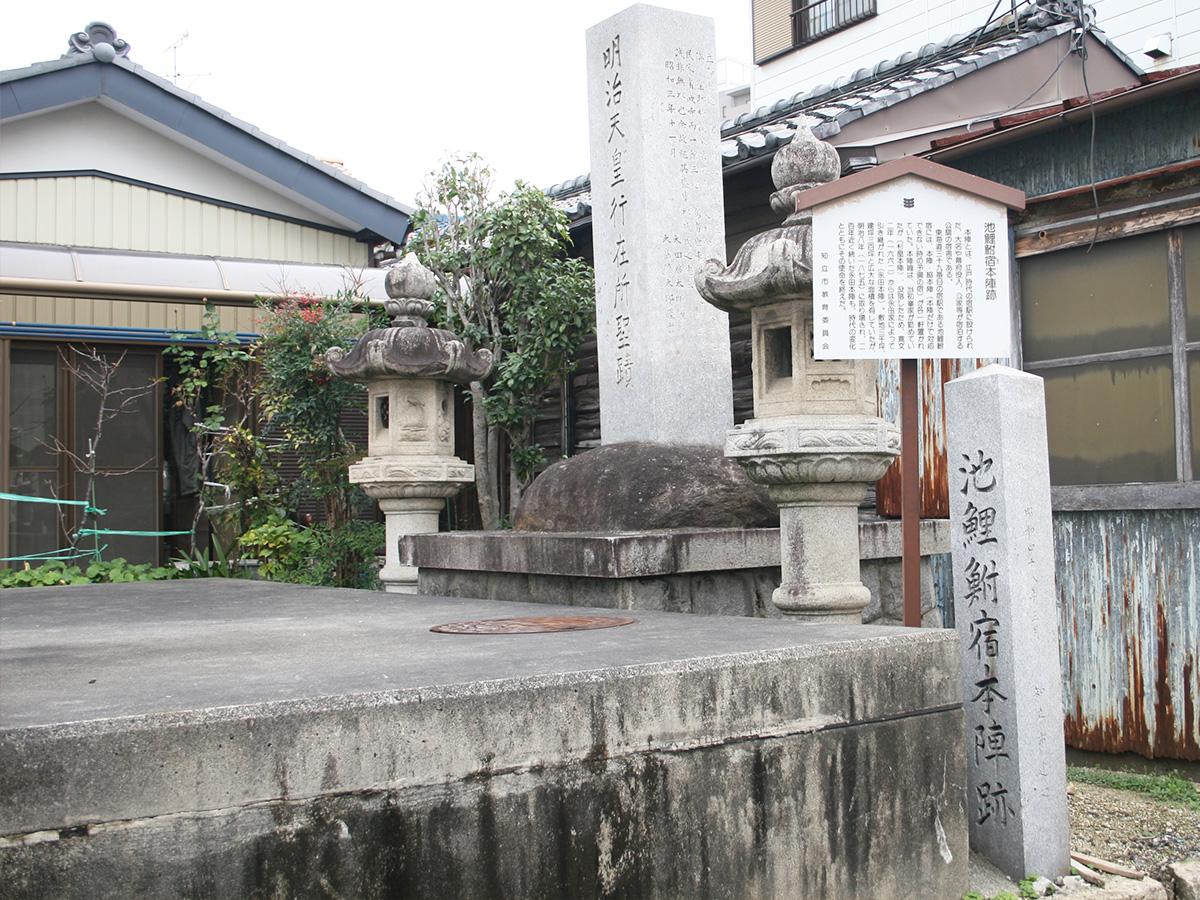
1024;0;1095;30
64;22;130;63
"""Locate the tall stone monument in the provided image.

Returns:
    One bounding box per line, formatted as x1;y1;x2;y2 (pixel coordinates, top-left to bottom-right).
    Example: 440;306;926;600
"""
945;364;1069;881
586;4;733;447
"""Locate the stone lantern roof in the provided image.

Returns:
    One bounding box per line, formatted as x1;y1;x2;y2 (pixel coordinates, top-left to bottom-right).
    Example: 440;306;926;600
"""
325;254;493;383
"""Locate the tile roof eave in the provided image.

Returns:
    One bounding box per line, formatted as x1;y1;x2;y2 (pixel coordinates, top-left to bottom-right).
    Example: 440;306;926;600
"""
547;13;1146;218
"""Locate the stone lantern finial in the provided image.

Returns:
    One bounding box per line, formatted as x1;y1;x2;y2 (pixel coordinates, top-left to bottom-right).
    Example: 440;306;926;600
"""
325;254;491;383
695;122;839;311
383;253;437;328
769;123;842;224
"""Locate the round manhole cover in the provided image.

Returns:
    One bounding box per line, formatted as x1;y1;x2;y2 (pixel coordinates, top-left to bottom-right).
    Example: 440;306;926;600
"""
430;615;637;634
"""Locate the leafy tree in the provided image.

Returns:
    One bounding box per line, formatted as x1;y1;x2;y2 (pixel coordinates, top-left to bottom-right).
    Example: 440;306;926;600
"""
410;155;595;527
165;304;277;563
253;291;369;535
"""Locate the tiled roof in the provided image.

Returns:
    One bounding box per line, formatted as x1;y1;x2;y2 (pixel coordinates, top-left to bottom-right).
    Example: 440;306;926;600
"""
1;49;415;241
546;7;1140;221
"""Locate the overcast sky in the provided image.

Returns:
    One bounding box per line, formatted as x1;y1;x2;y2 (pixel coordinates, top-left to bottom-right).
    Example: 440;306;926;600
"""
1;1;752;207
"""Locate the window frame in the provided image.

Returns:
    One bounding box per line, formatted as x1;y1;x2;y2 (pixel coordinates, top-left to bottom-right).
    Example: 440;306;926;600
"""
1014;211;1200;511
1;339;164;566
790;0;878;50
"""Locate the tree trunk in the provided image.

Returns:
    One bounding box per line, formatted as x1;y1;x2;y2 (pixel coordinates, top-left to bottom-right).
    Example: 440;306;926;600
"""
470;382;500;529
507;421;533;520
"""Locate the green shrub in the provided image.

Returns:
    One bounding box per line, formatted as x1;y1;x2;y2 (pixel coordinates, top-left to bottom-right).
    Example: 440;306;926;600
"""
265;520;383;590
1;558;177;588
237;514;316;581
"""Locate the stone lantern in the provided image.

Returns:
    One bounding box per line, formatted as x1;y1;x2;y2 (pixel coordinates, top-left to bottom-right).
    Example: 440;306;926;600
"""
695;126;900;623
326;254;492;593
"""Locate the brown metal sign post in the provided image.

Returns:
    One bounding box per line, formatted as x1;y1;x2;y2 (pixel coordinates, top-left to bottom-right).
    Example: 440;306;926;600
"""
901;358;922;627
800;157;1024;627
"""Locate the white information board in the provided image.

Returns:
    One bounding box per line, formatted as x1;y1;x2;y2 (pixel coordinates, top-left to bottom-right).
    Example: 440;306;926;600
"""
812;176;1013;360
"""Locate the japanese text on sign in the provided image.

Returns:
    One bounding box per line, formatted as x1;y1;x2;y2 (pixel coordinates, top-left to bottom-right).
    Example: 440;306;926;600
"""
812;180;1012;360
957;447;1014;831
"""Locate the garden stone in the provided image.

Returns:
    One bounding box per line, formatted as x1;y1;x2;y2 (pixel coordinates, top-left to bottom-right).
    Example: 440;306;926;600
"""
1170;859;1200;900
513;441;776;531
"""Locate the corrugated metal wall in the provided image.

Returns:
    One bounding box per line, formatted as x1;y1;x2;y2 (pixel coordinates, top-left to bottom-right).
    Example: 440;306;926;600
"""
752;0;794;63
0;176;365;265
875;358;1005;517
1055;509;1199;761
873;361;1198;759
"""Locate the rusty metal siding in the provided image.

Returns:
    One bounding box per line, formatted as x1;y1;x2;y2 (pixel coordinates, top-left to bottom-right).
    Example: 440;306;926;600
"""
875;358;1005;517
1055;509;1200;760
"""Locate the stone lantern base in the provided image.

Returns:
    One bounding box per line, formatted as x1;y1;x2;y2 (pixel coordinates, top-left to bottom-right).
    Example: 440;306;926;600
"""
726;415;900;623
350;457;474;593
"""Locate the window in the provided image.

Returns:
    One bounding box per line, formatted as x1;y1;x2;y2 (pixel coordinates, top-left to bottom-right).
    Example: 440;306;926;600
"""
792;0;877;48
1;343;163;567
1019;225;1197;492
753;0;877;63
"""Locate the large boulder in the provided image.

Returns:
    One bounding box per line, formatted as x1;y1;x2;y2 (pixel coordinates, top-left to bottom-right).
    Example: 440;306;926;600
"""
514;442;778;532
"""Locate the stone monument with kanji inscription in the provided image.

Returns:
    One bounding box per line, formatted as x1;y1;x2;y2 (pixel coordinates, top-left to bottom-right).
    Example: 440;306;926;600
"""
585;3;733;447
945;364;1069;882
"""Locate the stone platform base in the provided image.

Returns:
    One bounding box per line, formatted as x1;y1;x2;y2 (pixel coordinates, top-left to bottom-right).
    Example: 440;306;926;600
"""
1;581;966;900
403;518;949;627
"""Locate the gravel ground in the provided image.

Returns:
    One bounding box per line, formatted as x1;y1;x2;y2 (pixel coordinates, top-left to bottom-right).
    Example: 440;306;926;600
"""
1068;778;1200;898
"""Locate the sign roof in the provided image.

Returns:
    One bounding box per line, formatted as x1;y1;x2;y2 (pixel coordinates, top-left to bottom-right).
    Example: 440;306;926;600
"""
796;156;1026;213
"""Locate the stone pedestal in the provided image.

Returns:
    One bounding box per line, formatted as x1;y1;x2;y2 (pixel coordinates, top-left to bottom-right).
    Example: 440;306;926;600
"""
346;468;469;593
402;519;949;624
727;415;899;622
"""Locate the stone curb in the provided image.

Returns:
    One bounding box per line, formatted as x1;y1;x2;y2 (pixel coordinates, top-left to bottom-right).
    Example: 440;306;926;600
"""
1168;859;1200;900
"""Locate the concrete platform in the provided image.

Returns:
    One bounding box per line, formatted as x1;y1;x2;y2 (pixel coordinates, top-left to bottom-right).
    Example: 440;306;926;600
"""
1;580;968;899
403;519;950;626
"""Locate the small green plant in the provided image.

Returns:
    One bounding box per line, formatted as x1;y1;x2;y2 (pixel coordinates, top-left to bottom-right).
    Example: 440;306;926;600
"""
963;892;986;900
171;540;239;579
237;514;316;581
1018;875;1040;898
1;558;176;587
264;520;383;590
1067;765;1200;811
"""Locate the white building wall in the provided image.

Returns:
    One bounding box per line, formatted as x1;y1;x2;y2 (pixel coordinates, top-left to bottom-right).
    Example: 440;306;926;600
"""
0;103;356;232
752;0;1198;110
